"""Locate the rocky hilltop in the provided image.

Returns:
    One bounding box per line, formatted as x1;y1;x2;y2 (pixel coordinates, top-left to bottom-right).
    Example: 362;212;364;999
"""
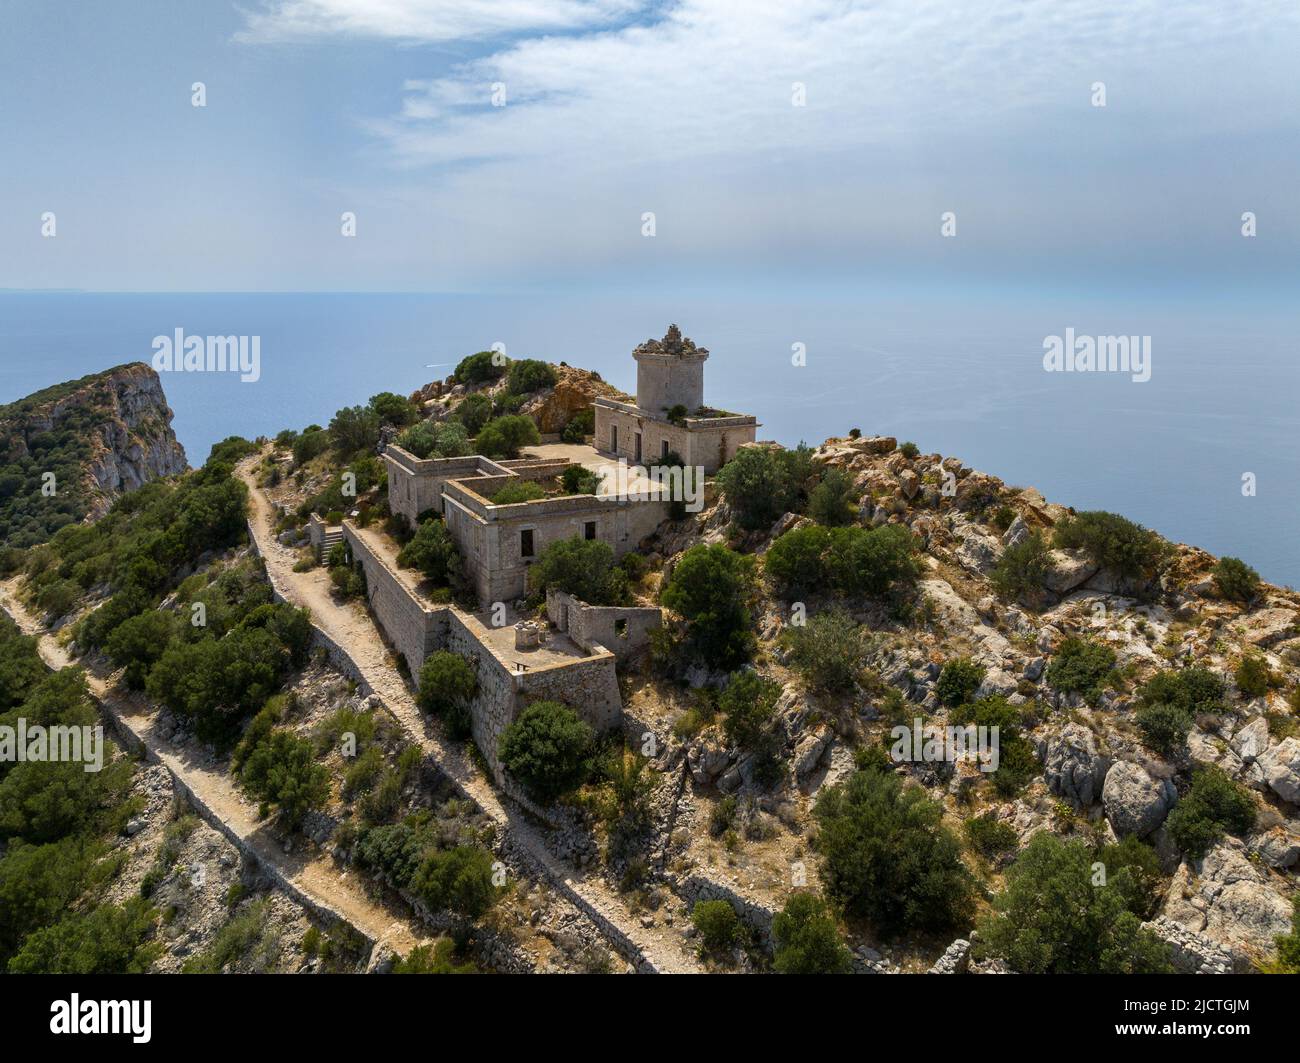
0;362;188;545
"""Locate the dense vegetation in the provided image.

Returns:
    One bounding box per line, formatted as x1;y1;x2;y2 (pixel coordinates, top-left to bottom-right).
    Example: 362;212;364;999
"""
716;444;816;531
0;365;156;549
528;537;626;606
497;700;595;802
0;617;156;972
764;524;920;601
659;544;758;671
977;833;1172;973
812;764;974;933
1053;509;1167;581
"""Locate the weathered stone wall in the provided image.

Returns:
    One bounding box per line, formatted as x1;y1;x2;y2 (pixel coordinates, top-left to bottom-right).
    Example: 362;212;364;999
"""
594;399;756;473
516;651;623;734
546;588;661;661
343;522;443;675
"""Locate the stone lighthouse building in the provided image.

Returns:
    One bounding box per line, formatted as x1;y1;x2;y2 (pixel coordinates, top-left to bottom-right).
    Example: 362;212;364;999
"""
593;325;757;473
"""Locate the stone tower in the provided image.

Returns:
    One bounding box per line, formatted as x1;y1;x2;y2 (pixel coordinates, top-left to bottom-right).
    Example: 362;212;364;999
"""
634;324;708;415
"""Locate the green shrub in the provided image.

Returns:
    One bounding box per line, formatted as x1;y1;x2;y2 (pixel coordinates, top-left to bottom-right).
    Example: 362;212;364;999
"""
559;464;600;496
505;359;557;395
716;444;816;531
812;767;974;932
1212;556;1260;603
772;893;852;974
417;651;477;739
497;701;594;802
328;405;382;456
453;350;506;385
764;524;919;600
238;730;330;829
991;531;1052;601
1137;667;1225;716
104;609;175;689
475;415;539;459
691;900;740;954
394;939;478;974
450;393;493;436
949;695;1039;796
411;845;496;920
561;407;595;444
807;468;858;527
717;671;780;755
897;441;920;459
8;898;158;974
1235;654;1273;699
659;544;757;671
1166;766;1256;859
490;481;546;505
1045;638;1116;702
368;391;419;428
395;420;472;460
397;519;464;589
1267;898;1300;974
528;537;625;606
1134;702;1193;756
976;833;1172;973
1053;510;1166;581
936;657;985;707
783;608;866;694
964;813;1018;858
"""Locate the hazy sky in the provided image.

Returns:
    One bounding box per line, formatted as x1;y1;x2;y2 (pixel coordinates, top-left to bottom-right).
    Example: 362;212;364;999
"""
2;0;1297;294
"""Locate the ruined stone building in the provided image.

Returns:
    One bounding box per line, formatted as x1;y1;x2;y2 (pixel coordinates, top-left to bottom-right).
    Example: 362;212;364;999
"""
594;324;758;473
384;325;757;607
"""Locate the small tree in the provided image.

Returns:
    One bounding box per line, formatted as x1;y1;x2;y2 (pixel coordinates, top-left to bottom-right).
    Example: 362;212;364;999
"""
450;393;493;435
1166;766;1256;859
418;651;477;739
1134;702;1193;756
528;537;624;605
784;608;867;694
1235;654;1273;699
1045;637;1116;703
977;833;1172;973
397;518;464;589
772;893;853;974
475;415;540;459
1053;510;1166;581
498;701;594;802
718;670;780;755
453;350;506;385
991;531;1052;601
807;467;858;527
717;445;814;531
812;765;974;932
411;845;496;924
659;544;757;671
506;358;557;395
691;900;740;955
368;391;418;427
328;405;381;456
396;420;472;460
936;657;985;707
104;609;176;689
238;730;330;829
1212;556;1260;603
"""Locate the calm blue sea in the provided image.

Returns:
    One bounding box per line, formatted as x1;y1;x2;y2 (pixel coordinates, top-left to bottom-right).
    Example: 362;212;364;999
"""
1;291;1296;587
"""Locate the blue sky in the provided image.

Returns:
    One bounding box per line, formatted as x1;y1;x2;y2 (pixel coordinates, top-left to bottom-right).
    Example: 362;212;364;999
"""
1;0;1297;294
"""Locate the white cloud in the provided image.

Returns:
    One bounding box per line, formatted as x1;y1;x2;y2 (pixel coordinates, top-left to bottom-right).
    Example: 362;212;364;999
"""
239;0;1300;287
236;0;640;43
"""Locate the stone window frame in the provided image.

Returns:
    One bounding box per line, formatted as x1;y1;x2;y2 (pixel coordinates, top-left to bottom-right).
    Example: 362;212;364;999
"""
519;525;537;560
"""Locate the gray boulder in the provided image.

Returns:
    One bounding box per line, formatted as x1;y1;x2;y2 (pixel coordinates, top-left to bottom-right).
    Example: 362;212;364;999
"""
1102;761;1176;838
1257;737;1300;805
1043;724;1111;807
1044;548;1099;594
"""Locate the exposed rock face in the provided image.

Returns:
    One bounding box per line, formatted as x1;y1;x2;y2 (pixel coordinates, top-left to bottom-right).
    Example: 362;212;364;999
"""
521;365;631;434
1042;724;1111;807
1257;737;1300;805
0;361;188;529
1160;837;1295;970
1140;916;1233;975
1102;761;1176;838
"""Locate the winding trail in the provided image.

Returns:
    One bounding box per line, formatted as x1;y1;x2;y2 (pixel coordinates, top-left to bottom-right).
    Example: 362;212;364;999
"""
238;454;702;973
0;578;426;961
